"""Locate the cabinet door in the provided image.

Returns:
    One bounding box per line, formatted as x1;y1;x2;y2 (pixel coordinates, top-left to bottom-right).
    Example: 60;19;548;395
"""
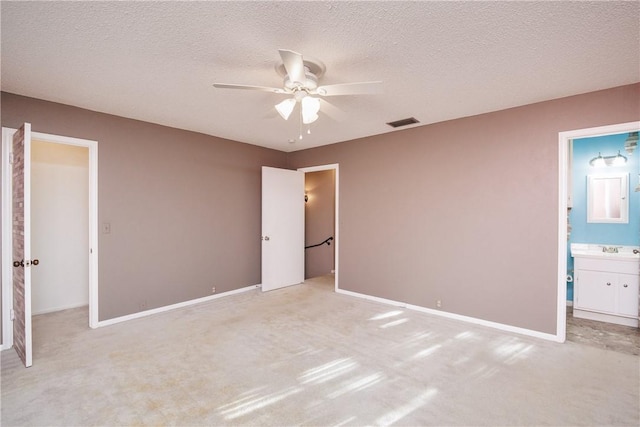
617;273;640;318
575;270;616;314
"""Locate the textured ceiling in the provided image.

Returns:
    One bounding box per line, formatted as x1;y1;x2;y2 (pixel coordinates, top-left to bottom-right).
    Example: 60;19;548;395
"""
1;1;639;152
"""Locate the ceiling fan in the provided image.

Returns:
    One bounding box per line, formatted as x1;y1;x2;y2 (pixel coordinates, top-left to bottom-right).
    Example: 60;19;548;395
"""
213;49;382;128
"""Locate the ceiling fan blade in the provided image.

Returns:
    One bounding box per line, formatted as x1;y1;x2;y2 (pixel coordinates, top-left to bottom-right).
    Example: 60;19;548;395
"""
316;81;383;96
213;83;285;94
319;99;345;122
278;49;306;85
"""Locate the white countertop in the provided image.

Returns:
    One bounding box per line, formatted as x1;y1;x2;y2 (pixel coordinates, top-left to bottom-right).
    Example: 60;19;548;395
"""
571;243;640;262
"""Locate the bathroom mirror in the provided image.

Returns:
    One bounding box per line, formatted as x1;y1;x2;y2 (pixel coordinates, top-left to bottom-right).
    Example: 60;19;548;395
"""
587;173;628;223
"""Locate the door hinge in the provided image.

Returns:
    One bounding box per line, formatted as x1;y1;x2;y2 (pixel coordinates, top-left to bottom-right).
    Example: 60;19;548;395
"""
9;309;15;321
9;152;14;164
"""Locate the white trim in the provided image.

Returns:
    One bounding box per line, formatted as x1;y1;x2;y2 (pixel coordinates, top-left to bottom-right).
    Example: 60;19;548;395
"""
557;128;569;343
337;288;561;342
573;308;639;327
298;164;339;292
24;123;33;367
336;289;405;307
87;138;99;328
1;128;14;349
298;164;339;173
1;127;99;351
97;284;259;327
33;302;89;316
557;121;640;344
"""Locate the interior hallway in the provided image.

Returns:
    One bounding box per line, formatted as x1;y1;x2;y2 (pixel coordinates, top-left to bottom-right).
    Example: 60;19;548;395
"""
2;275;638;426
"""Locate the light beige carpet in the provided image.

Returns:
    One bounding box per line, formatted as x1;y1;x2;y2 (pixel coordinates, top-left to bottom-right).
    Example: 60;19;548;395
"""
2;275;639;426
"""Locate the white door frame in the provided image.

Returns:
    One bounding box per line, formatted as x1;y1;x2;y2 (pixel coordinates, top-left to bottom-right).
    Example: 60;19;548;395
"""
2;127;99;349
556;121;639;343
298;164;339;291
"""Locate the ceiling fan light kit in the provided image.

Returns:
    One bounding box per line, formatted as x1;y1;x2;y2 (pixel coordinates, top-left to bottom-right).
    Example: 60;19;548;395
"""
275;98;296;120
213;49;382;140
301;96;320;124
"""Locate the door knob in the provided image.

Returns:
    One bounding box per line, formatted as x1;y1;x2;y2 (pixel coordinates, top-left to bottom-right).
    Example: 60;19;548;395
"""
263;236;270;241
12;259;38;267
623;284;628;288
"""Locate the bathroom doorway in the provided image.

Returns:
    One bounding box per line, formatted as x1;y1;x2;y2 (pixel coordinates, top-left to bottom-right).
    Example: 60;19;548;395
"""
558;121;639;347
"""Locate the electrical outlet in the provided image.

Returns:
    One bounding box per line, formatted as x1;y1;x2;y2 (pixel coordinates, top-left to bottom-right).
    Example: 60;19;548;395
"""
212;287;216;294
436;299;442;308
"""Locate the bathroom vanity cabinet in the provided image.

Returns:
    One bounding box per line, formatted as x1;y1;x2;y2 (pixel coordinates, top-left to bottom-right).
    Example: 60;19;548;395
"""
572;244;639;327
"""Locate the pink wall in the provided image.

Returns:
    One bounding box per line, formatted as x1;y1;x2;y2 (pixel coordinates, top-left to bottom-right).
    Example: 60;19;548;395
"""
1;84;638;338
1;92;287;321
288;83;640;335
305;170;335;279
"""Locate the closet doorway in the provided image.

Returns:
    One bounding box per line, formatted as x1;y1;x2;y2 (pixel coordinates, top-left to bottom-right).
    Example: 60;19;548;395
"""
2;127;98;356
31;140;89;315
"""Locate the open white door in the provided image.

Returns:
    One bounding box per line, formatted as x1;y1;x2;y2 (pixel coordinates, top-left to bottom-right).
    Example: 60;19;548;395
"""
11;123;33;367
261;166;304;292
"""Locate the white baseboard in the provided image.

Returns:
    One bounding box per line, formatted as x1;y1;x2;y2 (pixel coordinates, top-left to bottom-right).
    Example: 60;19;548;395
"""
33;302;89;316
336;288;562;342
97;284;260;328
573;308;638;327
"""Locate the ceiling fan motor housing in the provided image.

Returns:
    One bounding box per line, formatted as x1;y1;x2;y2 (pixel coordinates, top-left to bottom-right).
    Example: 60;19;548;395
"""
283;69;319;92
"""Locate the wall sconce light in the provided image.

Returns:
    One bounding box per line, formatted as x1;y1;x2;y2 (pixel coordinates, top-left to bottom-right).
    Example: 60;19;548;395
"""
624;131;638;156
589;151;627;167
